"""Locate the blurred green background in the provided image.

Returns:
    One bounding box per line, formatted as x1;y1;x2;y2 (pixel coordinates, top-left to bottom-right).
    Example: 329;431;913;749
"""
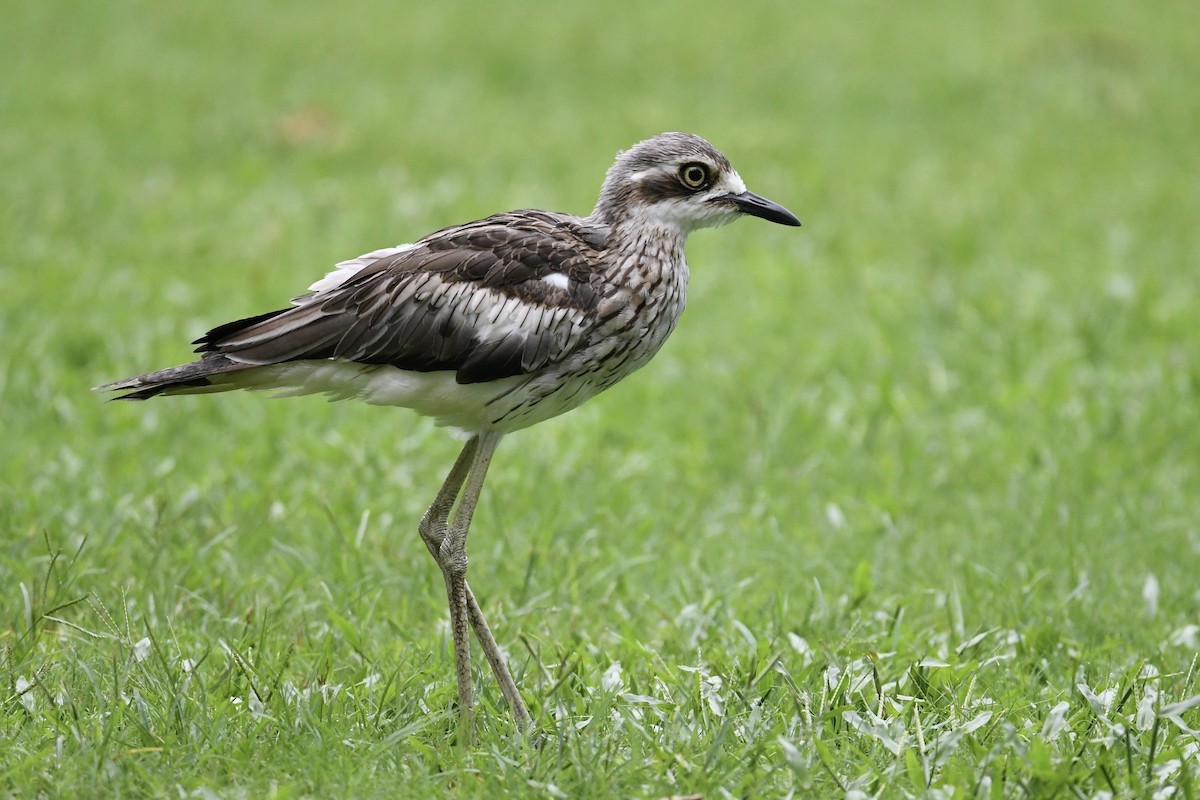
2;0;1199;796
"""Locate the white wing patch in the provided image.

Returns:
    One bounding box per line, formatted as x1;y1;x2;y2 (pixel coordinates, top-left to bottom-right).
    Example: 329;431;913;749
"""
470;290;582;344
540;272;570;290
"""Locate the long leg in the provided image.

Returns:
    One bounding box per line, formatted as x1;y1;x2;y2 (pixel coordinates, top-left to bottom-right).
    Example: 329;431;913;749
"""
465;584;531;729
437;432;499;733
418;432;531;732
418;437;480;733
417;437;479;555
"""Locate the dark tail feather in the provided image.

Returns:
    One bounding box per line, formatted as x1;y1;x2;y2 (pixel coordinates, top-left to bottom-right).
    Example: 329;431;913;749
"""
193;308;289;352
94;353;254;400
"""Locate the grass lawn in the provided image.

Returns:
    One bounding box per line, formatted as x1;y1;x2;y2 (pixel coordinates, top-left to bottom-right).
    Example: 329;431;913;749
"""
3;0;1199;796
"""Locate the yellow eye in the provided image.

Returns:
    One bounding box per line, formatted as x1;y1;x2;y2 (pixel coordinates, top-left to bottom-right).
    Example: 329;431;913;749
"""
679;163;710;190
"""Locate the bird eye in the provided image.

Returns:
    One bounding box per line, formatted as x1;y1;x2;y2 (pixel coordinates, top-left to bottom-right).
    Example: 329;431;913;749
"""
678;163;710;190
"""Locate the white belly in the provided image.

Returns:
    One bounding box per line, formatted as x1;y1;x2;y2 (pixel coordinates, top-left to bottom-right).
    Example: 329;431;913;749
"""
231;361;533;433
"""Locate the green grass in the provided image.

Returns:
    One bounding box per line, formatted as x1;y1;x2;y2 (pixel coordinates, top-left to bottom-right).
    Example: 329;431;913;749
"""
4;0;1200;796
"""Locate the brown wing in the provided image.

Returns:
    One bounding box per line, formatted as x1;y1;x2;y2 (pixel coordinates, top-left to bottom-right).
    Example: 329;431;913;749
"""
193;211;607;384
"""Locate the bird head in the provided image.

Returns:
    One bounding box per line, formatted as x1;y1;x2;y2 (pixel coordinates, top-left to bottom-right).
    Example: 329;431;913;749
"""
593;132;801;234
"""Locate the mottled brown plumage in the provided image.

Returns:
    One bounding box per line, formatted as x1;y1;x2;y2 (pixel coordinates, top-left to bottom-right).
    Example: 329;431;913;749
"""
98;132;800;734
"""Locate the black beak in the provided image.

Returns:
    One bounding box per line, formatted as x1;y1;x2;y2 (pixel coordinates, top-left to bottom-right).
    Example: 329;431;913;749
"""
723;190;802;227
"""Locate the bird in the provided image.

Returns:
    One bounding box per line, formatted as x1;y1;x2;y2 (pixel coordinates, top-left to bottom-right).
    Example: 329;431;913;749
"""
97;132;801;734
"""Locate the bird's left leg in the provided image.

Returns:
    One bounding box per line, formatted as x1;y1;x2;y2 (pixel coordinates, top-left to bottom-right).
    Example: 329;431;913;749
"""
418;437;478;557
418;436;481;733
464;582;531;730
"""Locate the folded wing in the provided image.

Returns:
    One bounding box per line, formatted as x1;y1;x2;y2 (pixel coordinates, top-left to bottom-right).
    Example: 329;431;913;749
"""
194;211;607;385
